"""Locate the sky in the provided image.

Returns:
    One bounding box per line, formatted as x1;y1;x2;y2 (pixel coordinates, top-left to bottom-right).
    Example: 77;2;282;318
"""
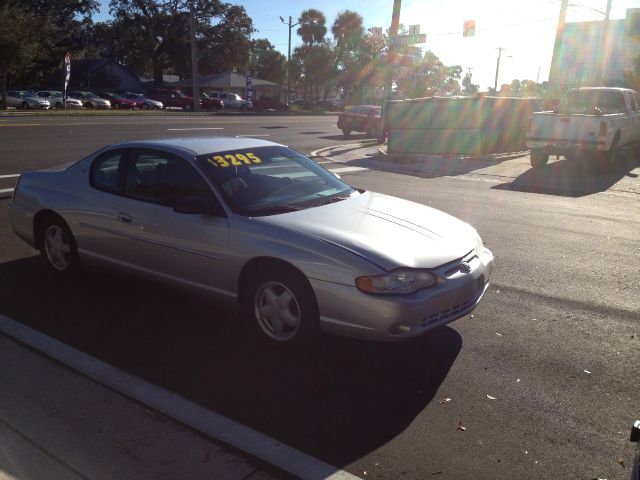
95;0;640;90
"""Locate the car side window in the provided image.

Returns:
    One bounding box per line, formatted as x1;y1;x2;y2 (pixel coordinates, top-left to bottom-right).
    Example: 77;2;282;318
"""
91;150;124;194
124;150;212;207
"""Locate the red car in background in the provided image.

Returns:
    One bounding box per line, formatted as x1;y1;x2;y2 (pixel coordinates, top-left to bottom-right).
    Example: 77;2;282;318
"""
200;92;224;111
147;89;201;111
98;92;138;109
252;96;288;112
337;105;383;137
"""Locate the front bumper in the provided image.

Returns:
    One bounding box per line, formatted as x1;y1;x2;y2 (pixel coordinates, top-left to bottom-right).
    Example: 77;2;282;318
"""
312;247;494;341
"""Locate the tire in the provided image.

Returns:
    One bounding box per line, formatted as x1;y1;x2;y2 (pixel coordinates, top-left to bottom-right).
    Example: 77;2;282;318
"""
85;102;94;109
39;216;81;277
55;102;63;109
21;101;29;109
530;149;549;169
242;265;319;348
597;135;619;173
342;129;351;136
183;103;193;111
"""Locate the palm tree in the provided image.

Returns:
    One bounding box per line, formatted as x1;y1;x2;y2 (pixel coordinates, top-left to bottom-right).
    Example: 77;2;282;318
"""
331;10;363;51
297;9;327;45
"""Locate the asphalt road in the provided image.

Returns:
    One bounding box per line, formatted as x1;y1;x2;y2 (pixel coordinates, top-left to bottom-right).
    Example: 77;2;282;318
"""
1;114;639;479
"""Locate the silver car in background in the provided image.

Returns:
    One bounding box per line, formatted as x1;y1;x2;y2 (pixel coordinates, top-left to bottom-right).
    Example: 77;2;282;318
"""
68;91;111;109
35;90;83;109
123;93;163;109
8;138;493;347
5;91;51;109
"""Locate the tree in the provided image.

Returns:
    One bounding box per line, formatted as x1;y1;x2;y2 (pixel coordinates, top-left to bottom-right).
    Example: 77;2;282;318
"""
249;39;286;83
331;11;365;102
3;0;98;87
107;0;250;84
297;9;327;46
0;5;39;107
462;72;479;96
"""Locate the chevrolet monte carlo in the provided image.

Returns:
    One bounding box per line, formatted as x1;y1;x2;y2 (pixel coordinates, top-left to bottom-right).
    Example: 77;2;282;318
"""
8;138;494;347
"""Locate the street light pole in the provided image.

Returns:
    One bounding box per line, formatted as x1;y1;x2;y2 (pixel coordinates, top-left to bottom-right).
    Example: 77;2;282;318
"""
280;15;299;112
189;0;200;112
494;47;505;93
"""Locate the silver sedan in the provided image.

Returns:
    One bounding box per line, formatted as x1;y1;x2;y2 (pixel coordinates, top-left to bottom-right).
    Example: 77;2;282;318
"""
5;91;51;109
8;138;493;347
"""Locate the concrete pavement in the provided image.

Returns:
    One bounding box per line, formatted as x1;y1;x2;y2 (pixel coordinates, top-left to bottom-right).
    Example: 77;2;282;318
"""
0;330;287;480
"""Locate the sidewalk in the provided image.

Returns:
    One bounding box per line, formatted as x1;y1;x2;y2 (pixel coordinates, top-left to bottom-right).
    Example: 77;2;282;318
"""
0;332;285;480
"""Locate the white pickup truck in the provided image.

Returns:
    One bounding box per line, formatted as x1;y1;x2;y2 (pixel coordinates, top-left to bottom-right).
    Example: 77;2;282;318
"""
526;87;640;171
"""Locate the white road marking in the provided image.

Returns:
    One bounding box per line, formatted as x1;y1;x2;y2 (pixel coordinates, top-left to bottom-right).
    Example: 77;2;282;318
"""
0;174;20;179
167;127;224;131
235;134;270;137
330;166;369;174
0;188;15;195
0;314;361;480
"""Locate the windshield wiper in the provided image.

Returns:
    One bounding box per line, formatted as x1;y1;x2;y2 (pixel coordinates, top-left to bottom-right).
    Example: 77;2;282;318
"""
248;204;303;216
318;195;350;206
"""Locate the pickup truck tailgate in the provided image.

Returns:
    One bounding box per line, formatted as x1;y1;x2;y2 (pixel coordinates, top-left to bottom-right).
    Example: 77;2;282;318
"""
529;112;604;142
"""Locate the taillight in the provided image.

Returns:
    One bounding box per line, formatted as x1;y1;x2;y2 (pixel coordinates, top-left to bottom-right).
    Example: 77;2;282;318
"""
599;121;607;137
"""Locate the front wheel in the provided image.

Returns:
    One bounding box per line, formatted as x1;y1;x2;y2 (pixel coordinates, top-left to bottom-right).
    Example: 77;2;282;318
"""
21;101;29;109
40;216;81;277
242;266;319;348
530;149;549;169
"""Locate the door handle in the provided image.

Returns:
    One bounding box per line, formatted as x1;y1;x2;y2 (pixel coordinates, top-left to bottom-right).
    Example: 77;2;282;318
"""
117;212;132;223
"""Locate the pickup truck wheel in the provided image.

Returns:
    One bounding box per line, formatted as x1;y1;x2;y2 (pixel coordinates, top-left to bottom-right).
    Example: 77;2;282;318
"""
530;149;549;169
597;136;619;173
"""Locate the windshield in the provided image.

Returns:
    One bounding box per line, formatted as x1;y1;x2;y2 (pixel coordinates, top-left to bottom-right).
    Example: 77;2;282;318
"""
195;146;358;216
563;90;626;114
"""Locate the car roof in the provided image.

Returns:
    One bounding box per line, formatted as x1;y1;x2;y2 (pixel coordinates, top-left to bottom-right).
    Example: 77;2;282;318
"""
106;137;284;156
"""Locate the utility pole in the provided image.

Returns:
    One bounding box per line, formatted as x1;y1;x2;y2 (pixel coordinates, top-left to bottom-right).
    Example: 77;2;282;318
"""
280;16;299;112
549;0;569;92
189;1;200;112
494;47;505;93
598;0;613;83
382;0;402;105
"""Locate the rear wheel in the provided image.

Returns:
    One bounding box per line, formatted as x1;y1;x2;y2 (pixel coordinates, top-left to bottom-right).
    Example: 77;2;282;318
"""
342;129;351;136
39;216;81;277
530;149;549;169
242;265;319;348
597;135;619;173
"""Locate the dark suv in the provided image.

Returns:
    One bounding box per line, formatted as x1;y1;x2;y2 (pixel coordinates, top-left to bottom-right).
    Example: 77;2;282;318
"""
337;105;383;137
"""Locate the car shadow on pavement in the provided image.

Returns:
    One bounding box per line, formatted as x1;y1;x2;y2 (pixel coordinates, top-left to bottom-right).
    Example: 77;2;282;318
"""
347;151;525;180
0;256;462;469
491;152;639;197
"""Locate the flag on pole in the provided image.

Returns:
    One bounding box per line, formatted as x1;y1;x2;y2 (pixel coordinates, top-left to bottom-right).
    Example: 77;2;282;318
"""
63;52;71;108
245;70;253;105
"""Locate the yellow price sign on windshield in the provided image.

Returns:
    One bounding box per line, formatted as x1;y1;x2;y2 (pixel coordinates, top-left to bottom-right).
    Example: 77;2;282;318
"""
207;152;262;168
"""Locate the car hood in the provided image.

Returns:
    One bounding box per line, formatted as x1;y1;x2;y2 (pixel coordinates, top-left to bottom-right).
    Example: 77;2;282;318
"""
259;191;478;270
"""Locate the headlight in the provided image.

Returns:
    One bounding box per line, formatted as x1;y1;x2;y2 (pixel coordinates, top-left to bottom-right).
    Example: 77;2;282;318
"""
356;269;437;295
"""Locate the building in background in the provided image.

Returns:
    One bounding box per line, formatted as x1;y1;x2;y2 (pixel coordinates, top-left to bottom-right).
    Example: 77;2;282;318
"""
550;8;640;93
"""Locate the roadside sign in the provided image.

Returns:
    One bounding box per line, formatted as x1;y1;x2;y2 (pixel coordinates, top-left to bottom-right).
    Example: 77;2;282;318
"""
390;33;426;46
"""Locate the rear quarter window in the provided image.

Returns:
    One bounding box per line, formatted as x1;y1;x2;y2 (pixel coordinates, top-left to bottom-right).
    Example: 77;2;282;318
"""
90;150;124;193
